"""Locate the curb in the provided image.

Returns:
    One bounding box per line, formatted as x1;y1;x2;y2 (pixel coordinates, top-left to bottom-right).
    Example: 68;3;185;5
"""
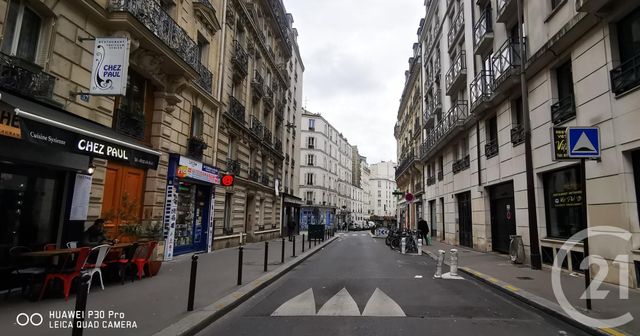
420;249;628;336
153;236;338;336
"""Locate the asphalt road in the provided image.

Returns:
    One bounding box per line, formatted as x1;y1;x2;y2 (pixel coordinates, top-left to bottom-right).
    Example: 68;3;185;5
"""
197;233;591;336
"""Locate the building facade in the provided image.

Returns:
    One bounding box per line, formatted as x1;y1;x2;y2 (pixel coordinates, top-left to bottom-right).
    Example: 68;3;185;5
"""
396;0;640;287
369;161;398;221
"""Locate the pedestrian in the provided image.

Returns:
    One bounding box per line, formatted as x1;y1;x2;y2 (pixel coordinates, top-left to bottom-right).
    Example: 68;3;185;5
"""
417;218;429;245
287;218;295;241
81;218;109;247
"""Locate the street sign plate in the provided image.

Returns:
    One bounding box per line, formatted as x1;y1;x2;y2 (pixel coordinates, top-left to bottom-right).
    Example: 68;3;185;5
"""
567;127;600;158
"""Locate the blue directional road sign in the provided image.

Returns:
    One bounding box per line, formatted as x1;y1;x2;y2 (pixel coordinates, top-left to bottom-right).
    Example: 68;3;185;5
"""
567;127;600;159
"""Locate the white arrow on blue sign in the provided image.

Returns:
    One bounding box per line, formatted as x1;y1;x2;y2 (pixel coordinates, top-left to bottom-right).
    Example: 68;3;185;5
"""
567;127;600;159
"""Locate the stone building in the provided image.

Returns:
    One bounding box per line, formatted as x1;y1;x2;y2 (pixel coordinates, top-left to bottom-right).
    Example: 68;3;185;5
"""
397;0;640;287
369;161;398;220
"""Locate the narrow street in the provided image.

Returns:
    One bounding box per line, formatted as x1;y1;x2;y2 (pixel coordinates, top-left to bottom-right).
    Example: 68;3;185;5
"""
197;234;590;336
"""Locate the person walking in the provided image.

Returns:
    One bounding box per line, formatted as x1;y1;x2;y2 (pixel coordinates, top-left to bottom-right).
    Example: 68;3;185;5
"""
287;218;295;242
417;218;429;245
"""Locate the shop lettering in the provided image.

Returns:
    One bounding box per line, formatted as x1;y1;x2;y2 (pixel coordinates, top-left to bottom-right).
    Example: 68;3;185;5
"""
77;139;129;160
102;64;122;78
29;131;66;145
0;109;19;128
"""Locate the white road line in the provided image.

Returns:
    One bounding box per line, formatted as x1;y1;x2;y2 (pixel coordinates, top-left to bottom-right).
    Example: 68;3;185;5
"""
361;288;406;317
317;288;360;316
271;288;316;316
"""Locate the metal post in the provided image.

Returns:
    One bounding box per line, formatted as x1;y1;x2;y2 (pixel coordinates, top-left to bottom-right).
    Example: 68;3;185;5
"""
516;0;541;270
417;239;422;256
263;241;269;272
281;237;285;264
308;235;311;249
401;237;406;254
237;246;243;285
292;235;296;257
302;234;305;252
434;250;445;278
187;254;199;311
580;158;592;310
450;249;458;276
72;274;91;336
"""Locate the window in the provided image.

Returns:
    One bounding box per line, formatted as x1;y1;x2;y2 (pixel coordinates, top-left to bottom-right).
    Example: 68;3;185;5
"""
261;154;267;173
378;200;382;207
223;193;233;233
550;0;563;10
308;119;315;131
552;60;575;124
115;71;154;141
378;190;382;197
612;8;640;95
306;173;314;185
1;0;42;63
197;35;209;65
306;191;313;202
228;135;237;159
307;154;315;166
307;137;315;148
485;115;498;158
191;107;204;139
543;166;584;239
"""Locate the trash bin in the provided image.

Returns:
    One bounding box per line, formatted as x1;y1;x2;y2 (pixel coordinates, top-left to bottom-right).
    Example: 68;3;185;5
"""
308;224;325;240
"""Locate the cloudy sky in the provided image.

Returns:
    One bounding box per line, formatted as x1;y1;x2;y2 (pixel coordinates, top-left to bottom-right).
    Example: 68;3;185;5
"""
283;0;425;164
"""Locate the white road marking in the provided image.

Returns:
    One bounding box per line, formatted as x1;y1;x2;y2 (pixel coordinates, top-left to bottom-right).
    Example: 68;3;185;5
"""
360;234;366;236
351;234;358;236
361;288;406;317
317;288;360;316
271;288;316;316
414;275;423;279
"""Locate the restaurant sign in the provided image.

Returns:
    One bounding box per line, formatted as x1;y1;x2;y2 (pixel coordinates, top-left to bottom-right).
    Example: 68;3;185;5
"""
0;103;21;139
90;38;130;96
176;156;221;184
20;117;159;169
552;190;583;207
551;127;570;161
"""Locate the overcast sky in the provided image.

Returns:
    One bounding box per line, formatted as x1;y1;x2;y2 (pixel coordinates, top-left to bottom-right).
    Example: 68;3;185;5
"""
283;0;424;164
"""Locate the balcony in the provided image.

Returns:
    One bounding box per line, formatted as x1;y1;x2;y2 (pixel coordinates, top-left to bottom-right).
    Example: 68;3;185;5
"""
433;56;441;77
420;101;470;160
275;109;284;121
496;0;518;24
426;176;436;186
492;38;524;93
575;0;614;13
452;155;471;174
226;158;241;175
249;167;260;182
187;136;208;160
473;10;494;56
261;174;270;186
438;171;444;181
445;51;467;95
263;86;274;110
0;53;55;100
395;150;417;179
275;138;283;153
232;40;248;79
425;89;442;127
470;70;494;113
251;70;264;99
415;181;424;193
108;0;198;72
610;53;640;96
250;115;264;138
485;138;499;159
510;125;525;146
263;128;273;145
228;95;245;124
447;9;465;52
551;95;576;125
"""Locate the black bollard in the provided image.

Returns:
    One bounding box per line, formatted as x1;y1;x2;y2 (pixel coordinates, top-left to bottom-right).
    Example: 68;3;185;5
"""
264;241;269;272
237;246;243;285
281;237;285;264
72;274;91;336
302;234;305;252
308;235;311;249
292;236;296;257
187;254;199;311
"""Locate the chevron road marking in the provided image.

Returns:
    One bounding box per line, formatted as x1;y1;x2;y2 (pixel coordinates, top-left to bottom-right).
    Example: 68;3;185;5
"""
361;288;406;317
271;288;316;316
317;288;361;316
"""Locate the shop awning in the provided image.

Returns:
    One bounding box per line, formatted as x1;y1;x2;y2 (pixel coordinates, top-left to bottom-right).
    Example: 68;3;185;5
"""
2;92;161;170
284;194;304;205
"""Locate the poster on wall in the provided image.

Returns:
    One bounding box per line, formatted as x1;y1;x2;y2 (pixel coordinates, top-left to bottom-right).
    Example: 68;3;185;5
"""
208;192;215;252
70;174;93;220
90;37;130;96
163;181;178;261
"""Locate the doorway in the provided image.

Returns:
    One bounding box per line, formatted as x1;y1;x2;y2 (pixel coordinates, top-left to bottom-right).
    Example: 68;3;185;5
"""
440;197;445;241
245;194;256;234
457;191;472;248
429;200;437;237
490;182;516;254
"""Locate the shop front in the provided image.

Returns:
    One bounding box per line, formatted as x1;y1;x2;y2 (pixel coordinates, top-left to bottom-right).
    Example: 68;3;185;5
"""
282;193;303;235
300;206;334;231
0;91;160;251
163;154;221;260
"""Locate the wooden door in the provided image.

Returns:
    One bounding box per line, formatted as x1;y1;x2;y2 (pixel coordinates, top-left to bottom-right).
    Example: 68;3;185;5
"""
101;162;145;237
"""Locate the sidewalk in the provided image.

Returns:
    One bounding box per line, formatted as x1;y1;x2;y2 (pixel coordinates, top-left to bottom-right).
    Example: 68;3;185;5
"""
0;234;334;336
422;240;639;336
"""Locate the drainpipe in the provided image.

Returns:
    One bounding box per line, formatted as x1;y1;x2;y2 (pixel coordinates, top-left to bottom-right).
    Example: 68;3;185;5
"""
476;121;481;187
517;0;542;270
214;0;229;166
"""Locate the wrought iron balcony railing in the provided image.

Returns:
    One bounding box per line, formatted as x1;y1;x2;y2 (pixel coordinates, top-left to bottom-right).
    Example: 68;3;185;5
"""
0;53;56;100
510;125;525;146
263;86;274;109
610;53;640;96
426;176;436;186
395;149;417;179
232;39;249;77
470;70;494;112
445;51;467;95
115;108;145;140
261;174;270;186
492;38;524;91
447;9;465;51
228;95;245;124
452;155;470;174
250;115;264;138
497;0;517;23
425;89;442;124
108;0;198;70
421;101;469;160
437;171;444;181
251;70;264;98
485;138;499;158
194;62;213;93
187;136;208;160
551;95;576;125
275;109;284;121
226;158;240;175
263;128;273;145
249;167;260;182
473;10;494;55
275;138;283;153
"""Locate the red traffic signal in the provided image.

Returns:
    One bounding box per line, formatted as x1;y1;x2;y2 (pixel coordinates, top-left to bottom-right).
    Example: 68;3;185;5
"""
221;174;234;187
